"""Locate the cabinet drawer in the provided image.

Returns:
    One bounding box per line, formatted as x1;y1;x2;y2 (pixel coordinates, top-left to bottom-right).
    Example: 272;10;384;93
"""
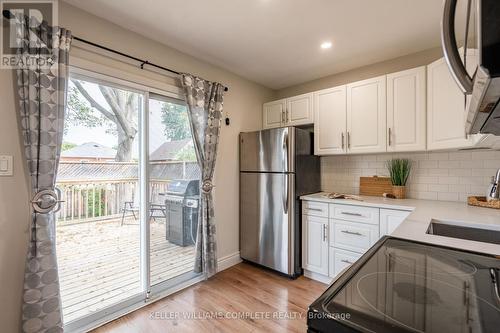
330;248;362;278
330;204;379;224
330;219;379;253
302;201;329;217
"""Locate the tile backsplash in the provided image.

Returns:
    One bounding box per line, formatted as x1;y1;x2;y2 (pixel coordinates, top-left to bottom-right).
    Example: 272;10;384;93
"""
321;150;500;202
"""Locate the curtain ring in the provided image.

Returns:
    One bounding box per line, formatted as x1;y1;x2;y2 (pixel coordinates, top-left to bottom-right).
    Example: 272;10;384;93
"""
201;180;214;194
31;189;64;214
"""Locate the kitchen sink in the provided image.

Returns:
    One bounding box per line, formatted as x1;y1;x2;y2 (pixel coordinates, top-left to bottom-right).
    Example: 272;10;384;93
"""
427;220;500;245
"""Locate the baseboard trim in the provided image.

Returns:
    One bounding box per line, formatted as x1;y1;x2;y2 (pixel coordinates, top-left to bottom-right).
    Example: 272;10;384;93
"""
303;270;331;285
217;252;242;272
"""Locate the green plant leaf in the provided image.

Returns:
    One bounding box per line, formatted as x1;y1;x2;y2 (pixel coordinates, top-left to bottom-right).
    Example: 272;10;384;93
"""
386;158;412;186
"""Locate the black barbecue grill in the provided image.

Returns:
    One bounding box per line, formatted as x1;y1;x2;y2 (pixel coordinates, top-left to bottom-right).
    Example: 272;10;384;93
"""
163;179;200;247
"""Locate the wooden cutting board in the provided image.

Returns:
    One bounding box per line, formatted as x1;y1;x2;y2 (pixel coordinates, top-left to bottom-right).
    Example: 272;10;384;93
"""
359;176;392;197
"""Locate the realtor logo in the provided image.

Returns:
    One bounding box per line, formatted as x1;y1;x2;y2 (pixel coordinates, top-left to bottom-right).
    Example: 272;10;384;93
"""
1;0;58;69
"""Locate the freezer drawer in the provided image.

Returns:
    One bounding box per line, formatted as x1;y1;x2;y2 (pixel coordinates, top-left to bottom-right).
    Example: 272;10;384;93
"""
240;172;296;275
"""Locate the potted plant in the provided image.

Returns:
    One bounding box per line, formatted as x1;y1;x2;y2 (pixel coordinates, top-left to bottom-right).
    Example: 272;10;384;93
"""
386;158;412;199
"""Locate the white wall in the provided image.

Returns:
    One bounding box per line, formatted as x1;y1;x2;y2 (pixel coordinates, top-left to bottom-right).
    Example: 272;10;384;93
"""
321;151;500;202
0;3;275;332
0;67;32;333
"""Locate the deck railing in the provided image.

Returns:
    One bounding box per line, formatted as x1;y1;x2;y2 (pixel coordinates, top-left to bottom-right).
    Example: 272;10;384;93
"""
55;160;200;225
56;179;171;225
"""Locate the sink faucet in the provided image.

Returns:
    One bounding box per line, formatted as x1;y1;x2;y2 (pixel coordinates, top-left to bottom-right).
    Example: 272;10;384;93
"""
488;169;500;201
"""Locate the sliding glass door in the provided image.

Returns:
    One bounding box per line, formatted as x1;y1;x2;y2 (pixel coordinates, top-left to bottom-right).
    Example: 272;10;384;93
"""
148;95;199;287
55;69;201;329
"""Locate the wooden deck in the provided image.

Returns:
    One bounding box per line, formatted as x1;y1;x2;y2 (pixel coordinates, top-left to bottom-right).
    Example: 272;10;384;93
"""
56;217;195;323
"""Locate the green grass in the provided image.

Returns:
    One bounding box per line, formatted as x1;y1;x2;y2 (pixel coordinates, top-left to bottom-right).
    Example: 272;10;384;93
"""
386;158;412;186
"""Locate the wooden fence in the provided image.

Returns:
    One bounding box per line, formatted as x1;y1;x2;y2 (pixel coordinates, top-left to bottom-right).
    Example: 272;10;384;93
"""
56;179;172;225
55;160;200;225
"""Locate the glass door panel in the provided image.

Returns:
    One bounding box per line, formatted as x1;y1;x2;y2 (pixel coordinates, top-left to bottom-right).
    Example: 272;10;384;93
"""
148;95;199;286
56;76;143;323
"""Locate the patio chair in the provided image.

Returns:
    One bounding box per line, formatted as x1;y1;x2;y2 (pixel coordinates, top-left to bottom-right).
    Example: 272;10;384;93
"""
120;200;139;226
120;192;167;226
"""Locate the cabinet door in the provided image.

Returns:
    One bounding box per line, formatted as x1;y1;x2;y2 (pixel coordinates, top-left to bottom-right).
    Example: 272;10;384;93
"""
263;99;285;129
346;76;387;153
302;215;329;275
387;67;427;152
379;209;411;236
286;93;313;126
427;49;482;150
314;86;347;155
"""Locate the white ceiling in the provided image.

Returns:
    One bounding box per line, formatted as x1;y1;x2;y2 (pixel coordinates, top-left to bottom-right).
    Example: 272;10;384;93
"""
63;0;469;90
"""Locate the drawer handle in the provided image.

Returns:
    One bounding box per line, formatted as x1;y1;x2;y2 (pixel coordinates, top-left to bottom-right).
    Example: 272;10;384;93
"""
341;211;363;217
341;259;354;265
341;230;363;236
306;207;323;212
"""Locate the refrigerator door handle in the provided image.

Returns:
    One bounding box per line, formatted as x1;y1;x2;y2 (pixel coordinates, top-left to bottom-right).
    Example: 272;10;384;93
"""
283;130;289;171
283;173;289;214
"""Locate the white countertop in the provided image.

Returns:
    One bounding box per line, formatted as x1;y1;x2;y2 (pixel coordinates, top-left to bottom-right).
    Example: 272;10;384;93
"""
301;192;500;256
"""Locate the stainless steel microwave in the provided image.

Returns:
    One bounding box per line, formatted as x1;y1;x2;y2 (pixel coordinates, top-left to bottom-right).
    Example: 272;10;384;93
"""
442;0;500;135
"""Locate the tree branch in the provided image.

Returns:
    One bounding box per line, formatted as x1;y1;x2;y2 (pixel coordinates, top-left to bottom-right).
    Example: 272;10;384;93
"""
98;86;135;136
126;91;136;108
72;79;117;123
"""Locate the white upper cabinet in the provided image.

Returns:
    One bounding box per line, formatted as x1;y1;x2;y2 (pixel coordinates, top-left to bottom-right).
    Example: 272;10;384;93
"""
286;93;314;126
263;94;313;129
346;76;387;154
263;99;286;129
263;49;491;155
387;67;427;152
314;86;347;155
427;49;481;150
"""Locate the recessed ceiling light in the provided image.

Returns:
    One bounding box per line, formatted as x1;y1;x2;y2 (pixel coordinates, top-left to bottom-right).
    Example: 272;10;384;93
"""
320;41;332;49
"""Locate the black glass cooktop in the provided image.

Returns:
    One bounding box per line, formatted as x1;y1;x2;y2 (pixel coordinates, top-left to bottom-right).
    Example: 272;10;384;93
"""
308;237;500;333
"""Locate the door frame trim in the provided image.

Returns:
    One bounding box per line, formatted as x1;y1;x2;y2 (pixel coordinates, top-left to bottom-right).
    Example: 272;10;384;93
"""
61;65;204;331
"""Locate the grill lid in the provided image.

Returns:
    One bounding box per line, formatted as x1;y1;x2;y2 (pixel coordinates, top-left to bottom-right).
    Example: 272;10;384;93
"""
165;179;200;197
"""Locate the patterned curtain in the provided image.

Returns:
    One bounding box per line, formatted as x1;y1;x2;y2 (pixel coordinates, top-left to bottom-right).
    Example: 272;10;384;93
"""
181;74;225;278
14;14;72;333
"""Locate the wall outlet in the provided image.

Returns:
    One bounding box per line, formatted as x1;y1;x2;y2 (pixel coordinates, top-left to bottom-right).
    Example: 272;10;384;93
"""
0;155;13;176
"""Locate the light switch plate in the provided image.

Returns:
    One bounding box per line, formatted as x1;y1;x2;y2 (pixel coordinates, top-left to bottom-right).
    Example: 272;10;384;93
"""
0;155;13;176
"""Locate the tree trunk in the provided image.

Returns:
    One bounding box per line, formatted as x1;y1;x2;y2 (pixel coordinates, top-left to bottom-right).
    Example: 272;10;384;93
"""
116;127;134;162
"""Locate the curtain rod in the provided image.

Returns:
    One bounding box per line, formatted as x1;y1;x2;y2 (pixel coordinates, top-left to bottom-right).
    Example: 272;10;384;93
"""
74;37;228;92
1;10;228;92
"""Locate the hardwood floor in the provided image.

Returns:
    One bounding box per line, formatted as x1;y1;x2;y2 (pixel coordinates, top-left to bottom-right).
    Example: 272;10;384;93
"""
92;263;327;333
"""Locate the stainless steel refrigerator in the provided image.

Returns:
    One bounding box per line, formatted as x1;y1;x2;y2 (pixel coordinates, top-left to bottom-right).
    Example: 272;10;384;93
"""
239;127;320;277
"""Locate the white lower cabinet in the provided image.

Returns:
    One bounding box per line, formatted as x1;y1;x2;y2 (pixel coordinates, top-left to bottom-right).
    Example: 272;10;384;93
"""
303;200;412;283
380;209;411;236
302;214;329;276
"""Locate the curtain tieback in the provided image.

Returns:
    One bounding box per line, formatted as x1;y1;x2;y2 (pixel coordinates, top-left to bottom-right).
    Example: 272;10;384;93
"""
201;179;214;194
31;188;64;214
